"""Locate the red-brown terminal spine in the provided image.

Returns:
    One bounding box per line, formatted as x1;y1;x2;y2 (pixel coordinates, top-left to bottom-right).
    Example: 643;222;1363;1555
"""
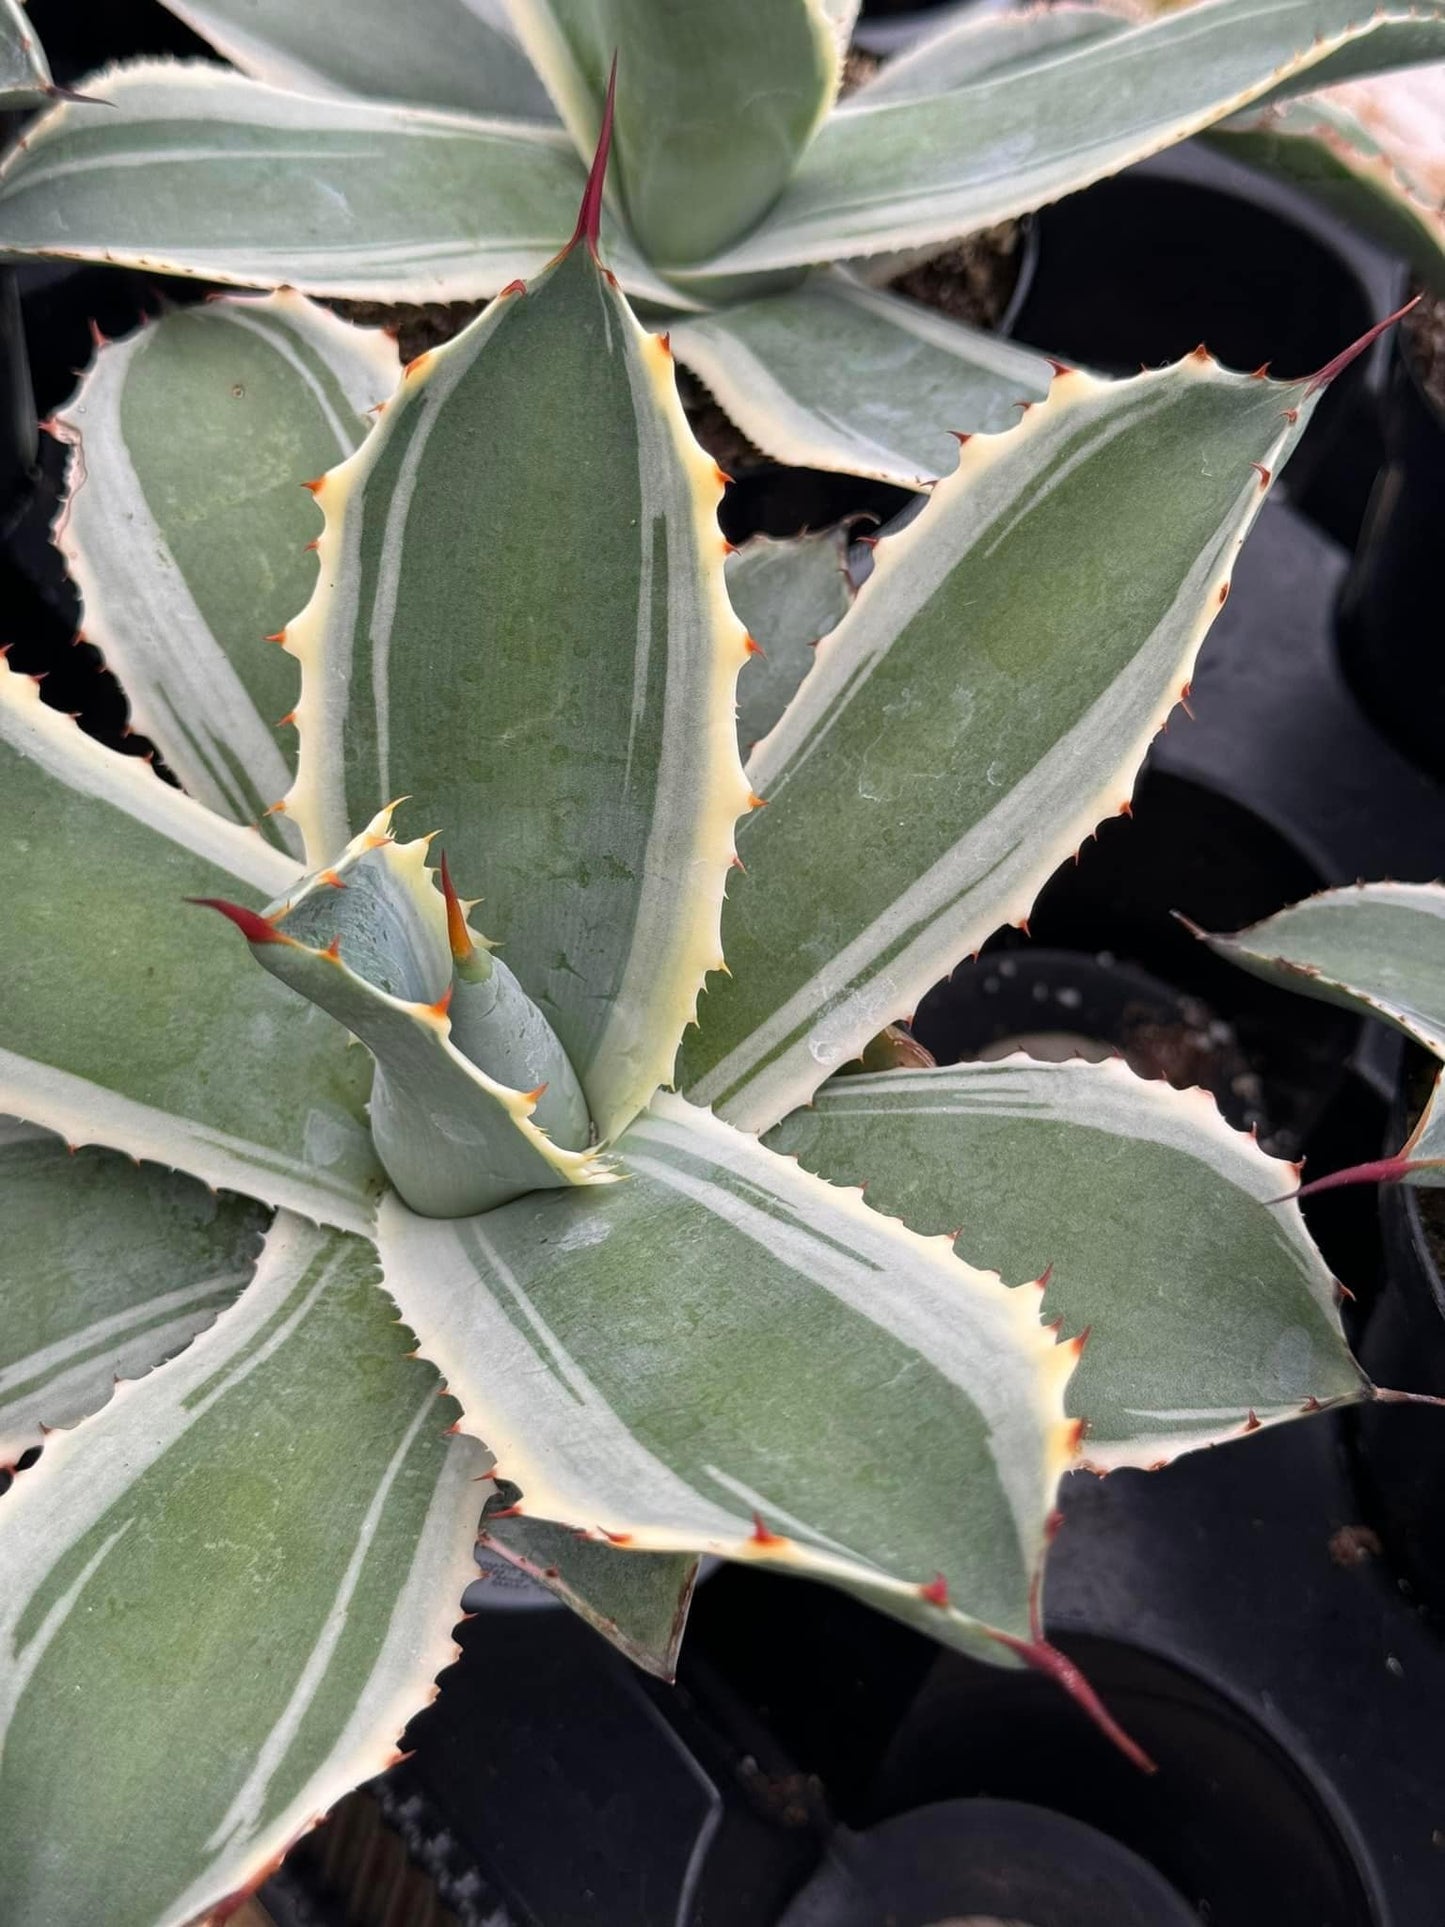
567;53;618;260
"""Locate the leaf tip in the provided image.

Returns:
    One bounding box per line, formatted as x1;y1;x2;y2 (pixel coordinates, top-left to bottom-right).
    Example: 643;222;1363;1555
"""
1305;294;1420;395
187;897;282;945
567;51;618;259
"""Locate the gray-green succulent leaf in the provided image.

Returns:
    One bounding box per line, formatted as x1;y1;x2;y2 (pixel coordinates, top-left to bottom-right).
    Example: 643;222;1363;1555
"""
0;103;1399;1927
2;0;1443;483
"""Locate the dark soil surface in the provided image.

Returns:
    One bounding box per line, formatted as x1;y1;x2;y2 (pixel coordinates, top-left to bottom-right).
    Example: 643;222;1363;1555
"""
1403;288;1445;416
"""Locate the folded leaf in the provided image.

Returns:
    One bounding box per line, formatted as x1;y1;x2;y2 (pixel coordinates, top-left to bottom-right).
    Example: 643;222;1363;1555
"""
161;0;558;121
0;1215;488;1927
54;292;397;850
0;1119;268;1464
729;526;857;755
1210;89;1445;293
506;0;840;264
768;1058;1362;1469
287;246;751;1143
681;354;1319;1133
378;1092;1078;1663
671;270;1052;486
481;1516;698;1679
0;656;381;1227
690;0;1445;276
0;62;687;306
1204;882;1445;1175
0;0;52;107
217;812;607;1216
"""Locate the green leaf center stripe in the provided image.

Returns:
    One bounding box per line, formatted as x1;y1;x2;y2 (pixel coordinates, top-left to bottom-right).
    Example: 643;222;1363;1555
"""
380;1094;1074;1634
0;1217;487;1927
289;249;751;1143
623;1108;1062;1548
683;361;1313;1132
0;64;692;305
57;296;385;840
768;1057;1361;1468
0;659;382;1228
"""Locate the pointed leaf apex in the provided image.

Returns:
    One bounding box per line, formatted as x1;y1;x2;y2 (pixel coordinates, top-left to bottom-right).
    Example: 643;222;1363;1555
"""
568;52;617;258
187;897;283;945
1306;295;1420;394
426;985;454;1020
439;852;475;964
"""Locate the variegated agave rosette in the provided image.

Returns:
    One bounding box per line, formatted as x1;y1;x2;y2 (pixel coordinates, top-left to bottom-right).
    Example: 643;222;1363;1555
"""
0;90;1395;1927
0;0;1443;492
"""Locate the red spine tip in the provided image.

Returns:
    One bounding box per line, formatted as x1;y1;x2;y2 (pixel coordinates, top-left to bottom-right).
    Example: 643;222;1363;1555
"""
1251;463;1271;487
743;634;763;657
919;1573;950;1607
1242;1409;1262;1433
300;476;325;494
569;53;617;258
498;278;527;298
439;852;474;964
1306;295;1420;395
187;897;282;945
427;986;454;1020
749;1511;787;1548
991;1632;1157;1773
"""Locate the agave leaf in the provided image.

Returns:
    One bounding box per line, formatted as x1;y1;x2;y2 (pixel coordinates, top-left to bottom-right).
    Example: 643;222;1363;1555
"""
1204;882;1445;1177
0;1215;489;1927
0;62;690;307
0;0;51;107
0;1120;269;1465
680;354;1322;1134
686;0;1445;277
842;2;1128;107
481;1516;699;1679
53;292;397;852
670;270;1052;487
728;526;857;755
1210;91;1445;293
0;656;382;1227
378;1091;1079;1665
160;0;558;122
287;243;751;1145
505;0;841;265
215;811;610;1216
768;1058;1363;1470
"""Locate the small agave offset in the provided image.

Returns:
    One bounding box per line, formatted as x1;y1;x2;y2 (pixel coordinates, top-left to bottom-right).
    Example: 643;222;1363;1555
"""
0;0;1443;488
0;85;1409;1927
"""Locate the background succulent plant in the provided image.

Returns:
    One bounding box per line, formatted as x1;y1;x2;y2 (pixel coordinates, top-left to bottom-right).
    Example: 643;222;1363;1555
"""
0;103;1396;1927
0;0;1442;489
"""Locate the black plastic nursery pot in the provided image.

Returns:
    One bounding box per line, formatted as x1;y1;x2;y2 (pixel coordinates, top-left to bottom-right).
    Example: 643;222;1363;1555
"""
1006;141;1405;551
1340;1057;1445;1624
1335;318;1445;783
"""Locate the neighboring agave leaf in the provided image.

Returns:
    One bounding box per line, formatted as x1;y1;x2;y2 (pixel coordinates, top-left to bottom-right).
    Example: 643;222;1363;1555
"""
204;809;607;1217
0;656;381;1228
0;63;690;307
505;0;841;265
53;292;398;852
0;1215;489;1927
841;2;1128;107
1203;882;1445;1179
680;352;1324;1135
670;270;1053;487
1210;90;1445;293
686;0;1445;277
768;1058;1363;1470
0;1118;269;1465
481;1516;699;1679
727;526;856;754
160;0;559;122
378;1092;1080;1667
286;230;751;1145
0;0;51;107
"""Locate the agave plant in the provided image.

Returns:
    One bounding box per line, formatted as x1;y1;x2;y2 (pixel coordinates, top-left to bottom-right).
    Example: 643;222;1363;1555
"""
0;112;1397;1925
0;0;1442;490
1202;881;1445;1187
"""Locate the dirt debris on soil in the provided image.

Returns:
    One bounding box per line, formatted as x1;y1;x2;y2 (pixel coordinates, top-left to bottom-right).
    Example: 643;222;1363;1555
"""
328;297;485;364
888;222;1026;332
1404;288;1445;416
